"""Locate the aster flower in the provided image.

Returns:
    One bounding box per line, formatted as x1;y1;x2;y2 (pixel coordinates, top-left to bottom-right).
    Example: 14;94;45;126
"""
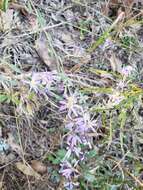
75;118;87;134
61;168;73;179
83;113;97;132
28;73;42;93
64;181;79;190
75;113;97;134
67;134;82;148
59;92;96;189
64;182;74;190
59;92;83;119
23;71;58;94
117;80;127;90
108;91;125;106
72;146;83;157
60;161;74;179
102;38;114;50
121;66;133;77
63;134;82;160
65;121;74;131
41;71;58;87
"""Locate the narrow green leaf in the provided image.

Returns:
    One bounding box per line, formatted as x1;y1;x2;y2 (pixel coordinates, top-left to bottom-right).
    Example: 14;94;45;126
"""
84;172;96;182
2;0;9;11
86;150;97;158
0;94;8;102
81;87;113;94
56;149;66;158
8;64;22;74
88;29;111;52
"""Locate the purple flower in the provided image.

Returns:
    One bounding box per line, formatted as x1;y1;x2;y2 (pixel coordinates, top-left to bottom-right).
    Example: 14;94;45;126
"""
65;122;74;131
72;147;82;157
75;117;85;126
27;73;42;93
75;122;87;134
64;181;79;190
23;71;58;94
61;168;73;179
64;182;74;190
75;113;97;134
60;161;74;179
67;134;82;148
108;92;124;106
59;96;76;111
103;38;114;50
121;66;133;77
117;80;127;90
59;93;83;119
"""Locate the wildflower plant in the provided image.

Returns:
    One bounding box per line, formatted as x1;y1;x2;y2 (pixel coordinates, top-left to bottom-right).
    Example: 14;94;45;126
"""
20;70;130;189
6;61;142;189
1;0;143;189
58;87;98;189
23;71;97;189
23;71;60;95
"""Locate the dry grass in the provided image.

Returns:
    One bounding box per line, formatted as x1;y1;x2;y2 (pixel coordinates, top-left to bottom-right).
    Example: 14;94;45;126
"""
0;0;143;189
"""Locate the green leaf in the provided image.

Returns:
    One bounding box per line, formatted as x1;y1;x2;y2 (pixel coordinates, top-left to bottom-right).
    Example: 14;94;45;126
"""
0;94;8;102
86;150;97;158
8;64;22;74
81;87;113;94
88;29;111;52
119;109;127;153
47;154;55;162
56;149;66;158
79;179;88;190
110;185;119;190
84;172;96;182
11;96;20;105
52;158;61;164
2;0;9;11
47;149;66;164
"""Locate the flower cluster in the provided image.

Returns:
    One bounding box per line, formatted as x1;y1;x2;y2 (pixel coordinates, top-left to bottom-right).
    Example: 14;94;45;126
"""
59;91;97;189
107;91;125;107
121;65;134;77
23;71;59;94
23;72;97;189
